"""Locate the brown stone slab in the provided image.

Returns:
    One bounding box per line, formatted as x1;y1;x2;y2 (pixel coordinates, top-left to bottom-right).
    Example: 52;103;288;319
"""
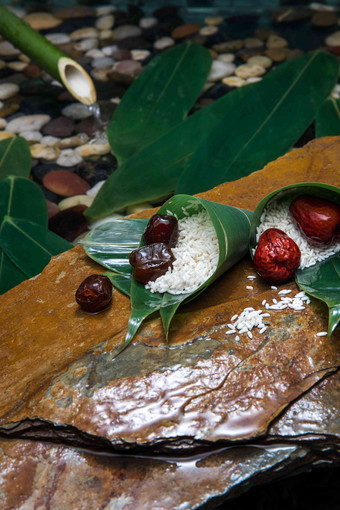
0;370;339;510
0;137;340;450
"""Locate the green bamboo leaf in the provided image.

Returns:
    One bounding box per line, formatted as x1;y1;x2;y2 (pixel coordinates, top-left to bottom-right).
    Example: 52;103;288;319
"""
0;248;27;294
295;254;340;335
0;137;31;181
0;216;72;280
315;97;340;137
86;50;338;220
0;176;48;227
108;42;212;164
84;195;252;353
80;218;148;274
177;50;339;194
249;182;340;336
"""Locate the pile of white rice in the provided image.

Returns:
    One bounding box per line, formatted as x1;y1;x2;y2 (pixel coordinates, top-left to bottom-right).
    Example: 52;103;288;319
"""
145;210;219;294
256;198;340;269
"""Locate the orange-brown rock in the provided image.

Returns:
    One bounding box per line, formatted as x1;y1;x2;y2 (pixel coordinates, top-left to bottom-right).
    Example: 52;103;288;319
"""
171;23;203;40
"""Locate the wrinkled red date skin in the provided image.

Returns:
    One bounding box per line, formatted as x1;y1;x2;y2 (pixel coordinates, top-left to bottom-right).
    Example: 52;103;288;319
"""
129;243;175;285
290;194;340;245
76;274;113;313
253;228;301;283
143;214;178;247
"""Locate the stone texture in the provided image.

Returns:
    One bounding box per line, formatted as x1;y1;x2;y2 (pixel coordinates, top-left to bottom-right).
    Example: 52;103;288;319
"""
23;12;62;30
0;83;19;100
171;23;202;40
42;116;75;138
6;114;51;134
48;204;89;241
43;169;90;196
0;137;339;453
111;25;142;40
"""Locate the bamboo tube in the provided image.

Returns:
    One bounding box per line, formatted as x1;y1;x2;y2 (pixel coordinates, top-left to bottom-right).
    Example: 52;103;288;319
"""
0;4;96;105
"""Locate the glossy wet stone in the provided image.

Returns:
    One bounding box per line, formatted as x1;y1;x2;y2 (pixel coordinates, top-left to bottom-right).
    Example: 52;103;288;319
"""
42;116;75;137
0;137;339;453
48;204;89;241
43;169;90;196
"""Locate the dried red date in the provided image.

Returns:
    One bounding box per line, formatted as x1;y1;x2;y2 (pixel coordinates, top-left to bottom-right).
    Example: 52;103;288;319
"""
143;214;178;247
76;274;112;313
129;243;175;284
290;194;340;245
253;228;301;283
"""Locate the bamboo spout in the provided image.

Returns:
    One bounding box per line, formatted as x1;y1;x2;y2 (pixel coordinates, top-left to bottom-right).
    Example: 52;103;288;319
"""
0;4;97;106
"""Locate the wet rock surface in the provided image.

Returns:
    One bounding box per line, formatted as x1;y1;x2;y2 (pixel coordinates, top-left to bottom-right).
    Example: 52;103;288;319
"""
0;138;340;508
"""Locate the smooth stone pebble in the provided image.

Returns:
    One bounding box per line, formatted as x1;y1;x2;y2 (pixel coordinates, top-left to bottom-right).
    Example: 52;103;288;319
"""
56;149;83;167
112;49;131;60
43;116;75;137
48;204;88;242
154;37;175;50
267;35;288;49
30;144;59;160
58;194;93;211
61;103;92;120
247;77;262;83
0;131;14;140
208;60;236;81
102;45;119;56
70;28;99;41
41;135;60;146
85;49;104;59
96;15;115;31
111;25;142;40
311;12;338;27
55;5;95;19
45;33;71;45
99;30;114;41
171;23;202;40
0;59;6;69
235;63;266;79
57;133;89;149
265;48;290;62
20;130;42;143
7;114;51;134
47;200;60;220
91;69;109;82
217;53;235;63
74;118;102;137
23;12;62;30
199;26;218;36
131;49;150;61
247;55;272;68
86;180;105;197
222;76;246;87
244;37;263;49
325;31;340;46
139;17;158;29
43;170;90;196
0;41;21;57
92;57;114;69
7;61;28;72
204;16;223;26
213;40;243;53
115;59;143;76
0;118;7;129
75;142;111;157
74;39;99;52
0;83;19;100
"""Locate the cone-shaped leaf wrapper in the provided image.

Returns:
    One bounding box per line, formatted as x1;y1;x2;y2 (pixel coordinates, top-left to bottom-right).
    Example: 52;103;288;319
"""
249;182;340;336
82;195;252;353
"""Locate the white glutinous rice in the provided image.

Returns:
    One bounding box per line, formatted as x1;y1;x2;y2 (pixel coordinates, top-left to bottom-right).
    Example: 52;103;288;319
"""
256;198;340;269
145;210;219;295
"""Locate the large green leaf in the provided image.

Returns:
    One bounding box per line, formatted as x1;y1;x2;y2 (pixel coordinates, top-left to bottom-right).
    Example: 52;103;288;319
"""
84;195;252;353
296;254;340;335
86;50;338;220
249;182;340;336
315;97;340;137
177;50;339;193
108;42;212;164
0;216;71;280
0;137;31;181
0;175;48;228
0;176;72;294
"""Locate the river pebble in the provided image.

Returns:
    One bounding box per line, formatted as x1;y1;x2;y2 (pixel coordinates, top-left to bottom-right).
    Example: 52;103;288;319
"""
56;149;83;167
208;60;236;81
6;114;51;134
43;170;90;196
0;83;19;100
61;103;92;120
111;25;142;40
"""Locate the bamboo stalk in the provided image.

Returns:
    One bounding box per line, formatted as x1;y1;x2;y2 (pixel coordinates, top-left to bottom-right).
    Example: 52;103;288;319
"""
0;4;96;105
